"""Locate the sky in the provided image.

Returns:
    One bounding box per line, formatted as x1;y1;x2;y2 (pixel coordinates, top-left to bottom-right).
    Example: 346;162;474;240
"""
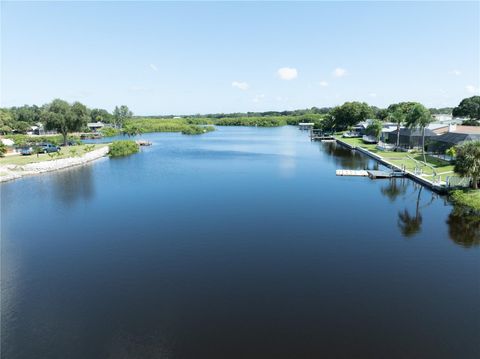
1;1;479;115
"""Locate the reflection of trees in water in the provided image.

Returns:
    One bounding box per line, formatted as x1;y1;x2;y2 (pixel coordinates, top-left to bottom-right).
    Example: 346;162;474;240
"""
381;178;408;202
53;166;95;205
447;206;480;247
397;186;423;237
320;142;372;169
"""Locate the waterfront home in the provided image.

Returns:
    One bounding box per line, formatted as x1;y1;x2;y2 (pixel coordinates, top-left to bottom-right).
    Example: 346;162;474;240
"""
428;125;480;154
386;127;437;149
87;122;105;132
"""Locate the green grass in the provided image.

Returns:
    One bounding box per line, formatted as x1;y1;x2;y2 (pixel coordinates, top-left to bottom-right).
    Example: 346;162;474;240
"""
335;136;455;182
0;144;108;166
449;189;480;211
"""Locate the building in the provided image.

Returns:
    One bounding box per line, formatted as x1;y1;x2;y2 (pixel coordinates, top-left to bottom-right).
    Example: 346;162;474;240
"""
386;128;438;149
428;126;480;154
27;123;45;135
87;122;105;132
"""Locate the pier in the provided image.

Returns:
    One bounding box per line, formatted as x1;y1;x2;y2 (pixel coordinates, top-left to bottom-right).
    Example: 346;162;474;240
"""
310;129;335;141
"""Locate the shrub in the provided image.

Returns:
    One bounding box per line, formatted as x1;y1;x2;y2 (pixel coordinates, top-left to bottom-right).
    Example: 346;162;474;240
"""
0;143;6;157
108;140;139;157
100;127;120;137
182;125;215;135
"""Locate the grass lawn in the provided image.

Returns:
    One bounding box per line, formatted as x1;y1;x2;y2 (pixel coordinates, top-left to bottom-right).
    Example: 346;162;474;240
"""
450;189;480;211
335;136;455;182
0;144;109;166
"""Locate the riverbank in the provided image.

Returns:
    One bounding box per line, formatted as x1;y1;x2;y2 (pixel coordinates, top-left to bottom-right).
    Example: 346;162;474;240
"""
335;137;454;192
449;189;480;211
0;145;109;183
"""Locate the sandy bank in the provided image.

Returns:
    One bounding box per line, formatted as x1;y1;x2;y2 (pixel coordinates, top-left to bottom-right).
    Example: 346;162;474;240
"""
0;146;109;183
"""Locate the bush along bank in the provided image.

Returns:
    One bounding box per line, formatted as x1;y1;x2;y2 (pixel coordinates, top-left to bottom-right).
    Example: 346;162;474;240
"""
108;140;140;157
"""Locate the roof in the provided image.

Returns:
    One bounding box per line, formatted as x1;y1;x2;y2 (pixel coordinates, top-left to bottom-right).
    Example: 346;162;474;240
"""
87;122;104;127
427;123;449;131
389;128;437;137
432;132;480;144
451;126;480;135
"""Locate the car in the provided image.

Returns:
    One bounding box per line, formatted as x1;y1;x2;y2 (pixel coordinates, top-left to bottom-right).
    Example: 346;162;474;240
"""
37;143;61;153
20;146;34;155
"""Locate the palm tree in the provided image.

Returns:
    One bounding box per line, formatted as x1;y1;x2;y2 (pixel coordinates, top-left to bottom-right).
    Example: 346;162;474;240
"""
405;103;432;163
454;140;480;189
387;108;406;148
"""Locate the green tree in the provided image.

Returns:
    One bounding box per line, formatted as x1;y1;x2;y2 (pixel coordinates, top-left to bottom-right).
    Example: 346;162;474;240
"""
328;102;374;131
113;105;133;129
365;119;382;139
42;99;88;146
452;96;480;120
0;142;6;157
454;140;480;189
387;107;406;147
405;103;432;163
90;108;113;123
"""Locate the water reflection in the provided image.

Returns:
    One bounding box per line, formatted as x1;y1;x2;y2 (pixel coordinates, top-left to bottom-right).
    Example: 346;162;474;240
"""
53;165;95;205
380;178;408;202
397;185;424;237
320;142;372;169
447;206;480;247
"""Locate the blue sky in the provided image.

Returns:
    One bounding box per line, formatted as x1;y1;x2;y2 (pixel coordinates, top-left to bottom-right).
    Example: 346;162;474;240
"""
1;1;479;115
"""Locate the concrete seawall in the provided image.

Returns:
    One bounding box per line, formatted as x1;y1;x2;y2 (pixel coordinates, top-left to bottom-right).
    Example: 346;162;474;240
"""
0;146;109;183
335;138;446;193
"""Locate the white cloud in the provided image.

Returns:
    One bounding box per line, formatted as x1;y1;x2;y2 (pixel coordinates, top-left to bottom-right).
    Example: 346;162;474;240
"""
466;85;478;94
253;94;265;103
277;67;298;80
369;93;377;98
149;64;158;72
231;81;249;91
319;81;329;87
333;67;347;77
450;69;462;76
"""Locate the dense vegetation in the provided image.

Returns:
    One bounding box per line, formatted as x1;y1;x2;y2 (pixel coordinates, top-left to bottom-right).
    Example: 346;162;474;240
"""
3;134;81;146
452;96;480;121
108;140;140;157
454;140;480;189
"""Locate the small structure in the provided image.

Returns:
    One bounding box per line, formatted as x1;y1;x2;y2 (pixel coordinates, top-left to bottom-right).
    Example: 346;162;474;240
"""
27;123;45;135
298;122;314;131
87;122;105;132
1;138;16;154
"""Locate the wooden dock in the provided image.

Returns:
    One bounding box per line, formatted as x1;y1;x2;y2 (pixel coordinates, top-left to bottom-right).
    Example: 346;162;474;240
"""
336;169;369;177
336;169;405;179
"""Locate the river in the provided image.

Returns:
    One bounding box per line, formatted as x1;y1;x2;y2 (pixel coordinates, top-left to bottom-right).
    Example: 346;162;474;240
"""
1;126;479;358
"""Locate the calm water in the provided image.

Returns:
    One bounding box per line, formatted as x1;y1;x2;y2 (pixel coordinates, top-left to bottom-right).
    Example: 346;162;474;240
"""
1;126;479;358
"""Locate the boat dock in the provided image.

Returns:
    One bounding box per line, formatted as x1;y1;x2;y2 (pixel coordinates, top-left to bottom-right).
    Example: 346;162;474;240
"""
310;129;335;141
336;169;404;179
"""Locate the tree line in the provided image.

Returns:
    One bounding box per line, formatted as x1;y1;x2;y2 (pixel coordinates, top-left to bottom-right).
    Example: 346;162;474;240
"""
0;100;132;145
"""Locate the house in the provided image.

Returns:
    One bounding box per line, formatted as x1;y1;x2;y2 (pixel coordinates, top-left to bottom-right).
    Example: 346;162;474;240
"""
428;126;480;154
27;123;45;135
386;127;438;149
87;122;105;132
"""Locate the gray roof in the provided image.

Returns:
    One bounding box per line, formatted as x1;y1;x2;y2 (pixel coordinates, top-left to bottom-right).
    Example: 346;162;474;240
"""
431;132;480;144
389;128;437;137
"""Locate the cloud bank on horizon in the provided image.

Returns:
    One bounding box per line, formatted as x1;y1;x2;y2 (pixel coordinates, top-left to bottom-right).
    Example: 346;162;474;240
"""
1;1;478;115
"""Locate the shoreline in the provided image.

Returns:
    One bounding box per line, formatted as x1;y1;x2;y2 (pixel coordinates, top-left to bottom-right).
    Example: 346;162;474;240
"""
0;146;110;183
334;138;448;193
